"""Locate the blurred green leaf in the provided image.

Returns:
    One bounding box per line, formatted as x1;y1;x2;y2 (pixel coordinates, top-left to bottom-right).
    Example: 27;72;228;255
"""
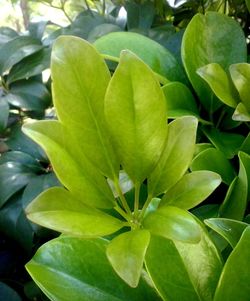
0;27;18;47
0;282;21;301
0;98;9;132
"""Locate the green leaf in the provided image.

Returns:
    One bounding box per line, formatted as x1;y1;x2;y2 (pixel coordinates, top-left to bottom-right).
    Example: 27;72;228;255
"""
145;235;200;301
197;63;240;108
94;32;187;84
0;162;35;208
191;148;236;185
87;24;122;43
219;152;248;220
0;36;43;75
148;116;198;197
0;27;18;47
143;205;201;243
0;282;22;301
202;126;245;159
205;218;249;248
105;50;167;184
161;171;221;210
26;236;161;301
125;1;155;30
0;98;9;132
107;230;150;287
28;21;48;40
214;227;250;301
23;120;115;209
182;12;247;112
26;187;125;237
230;63;250;111
7;48;51;84
174;225;223;301
4;80;51;111
233;102;250;121
51;36;118;180
162;82;199;118
246;0;250;12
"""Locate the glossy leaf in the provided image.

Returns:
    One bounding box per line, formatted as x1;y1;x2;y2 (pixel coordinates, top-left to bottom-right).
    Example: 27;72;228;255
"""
162;82;199;119
0;151;41;171
205;218;249;248
230;63;250;111
23;120;115;209
148;116;197;197
0;98;9;132
191;148;235;185
0;36;43;74
145;235;200;301
174;224;223;301
107;230;150;287
219;152;248;220
233;102;250;121
0;162;35;208
202;126;244;159
161;171;221;210
7;48;51;84
26;187;125;237
182;12;247;112
51;36;118;179
143;205;201;243
94;32;186;83
105;50;167;184
197;63;239;108
214;227;250;301
26;236;161;301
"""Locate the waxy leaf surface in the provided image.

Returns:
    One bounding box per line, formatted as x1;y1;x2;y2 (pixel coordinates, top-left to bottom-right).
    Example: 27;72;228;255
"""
26;187;125;237
106;230;150;287
148;116;197;197
51;36;119;179
105;50;167;184
26;236;161;301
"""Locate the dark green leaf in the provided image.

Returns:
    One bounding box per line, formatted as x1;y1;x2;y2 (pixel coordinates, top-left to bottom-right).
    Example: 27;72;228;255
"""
0;282;21;301
214;227;250;301
107;230;150;287
0;97;9;132
105;50;167;184
0;36;43;75
191;148;236;185
28;21;48;40
145;235;200;301
26;236;161;301
87;24;122;43
205;218;249;248
0;27;18;47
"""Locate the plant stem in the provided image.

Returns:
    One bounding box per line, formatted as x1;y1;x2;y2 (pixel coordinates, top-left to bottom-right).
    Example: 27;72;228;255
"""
114;179;132;215
134;182;140;218
139;193;153;220
114;205;131;222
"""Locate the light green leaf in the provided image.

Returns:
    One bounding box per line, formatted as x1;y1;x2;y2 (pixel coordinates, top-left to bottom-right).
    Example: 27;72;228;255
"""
174;224;223;301
202;126;245;159
26;187;125;237
205;218;249;248
145;235;200;301
197;63;240;108
148;116;198;197
0;36;43;74
230;63;250;111
191;148;236;185
161;171;221;210
51;36;119;179
182;12;247;112
94;31;187;84
107;230;150;287
219;152;248;220
214;227;250;301
26;236;161;301
105;50;167;184
233;102;250;121
143;205;201;243
23;120;115;209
